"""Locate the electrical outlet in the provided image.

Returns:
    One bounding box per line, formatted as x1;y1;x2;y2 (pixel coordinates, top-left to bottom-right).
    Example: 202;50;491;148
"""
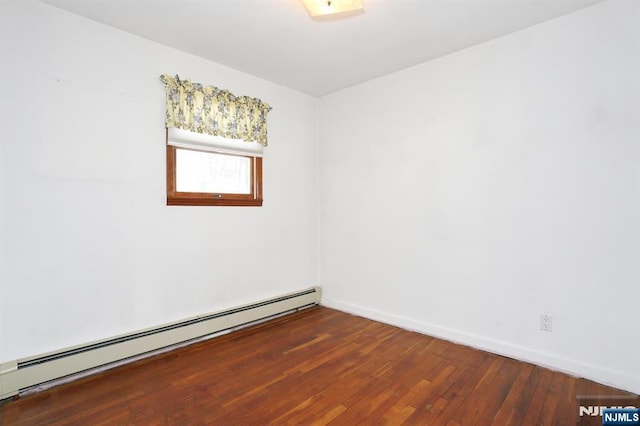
540;314;553;332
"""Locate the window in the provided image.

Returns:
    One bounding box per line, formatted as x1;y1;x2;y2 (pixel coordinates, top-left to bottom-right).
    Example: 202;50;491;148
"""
159;74;271;207
166;128;263;206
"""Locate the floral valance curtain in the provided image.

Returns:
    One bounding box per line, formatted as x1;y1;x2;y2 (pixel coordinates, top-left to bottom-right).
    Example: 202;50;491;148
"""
160;74;272;146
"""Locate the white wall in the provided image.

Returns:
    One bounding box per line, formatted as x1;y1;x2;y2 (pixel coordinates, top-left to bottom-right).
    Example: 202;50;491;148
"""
319;0;640;394
0;0;318;362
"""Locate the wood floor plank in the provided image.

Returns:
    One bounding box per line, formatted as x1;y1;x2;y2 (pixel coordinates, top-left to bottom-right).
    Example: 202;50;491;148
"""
491;362;535;424
1;306;636;425
448;357;506;424
538;372;564;425
521;368;555;426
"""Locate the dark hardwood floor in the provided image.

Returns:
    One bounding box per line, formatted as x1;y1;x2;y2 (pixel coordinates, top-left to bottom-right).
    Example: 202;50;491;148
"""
1;306;636;425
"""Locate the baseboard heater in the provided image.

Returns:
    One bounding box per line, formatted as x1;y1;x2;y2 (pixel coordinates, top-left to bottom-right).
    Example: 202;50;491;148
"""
0;286;321;400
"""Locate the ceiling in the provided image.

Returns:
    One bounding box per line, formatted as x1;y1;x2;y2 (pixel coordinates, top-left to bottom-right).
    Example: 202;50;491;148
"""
39;0;605;97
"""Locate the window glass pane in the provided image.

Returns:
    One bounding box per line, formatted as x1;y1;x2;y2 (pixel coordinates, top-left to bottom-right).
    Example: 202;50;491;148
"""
176;149;251;194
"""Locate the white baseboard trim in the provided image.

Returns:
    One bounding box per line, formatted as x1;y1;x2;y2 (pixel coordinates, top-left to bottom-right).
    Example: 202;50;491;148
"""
322;297;639;395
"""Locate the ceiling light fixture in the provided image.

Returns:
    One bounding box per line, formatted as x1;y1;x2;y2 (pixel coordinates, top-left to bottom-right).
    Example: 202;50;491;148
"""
301;0;364;18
